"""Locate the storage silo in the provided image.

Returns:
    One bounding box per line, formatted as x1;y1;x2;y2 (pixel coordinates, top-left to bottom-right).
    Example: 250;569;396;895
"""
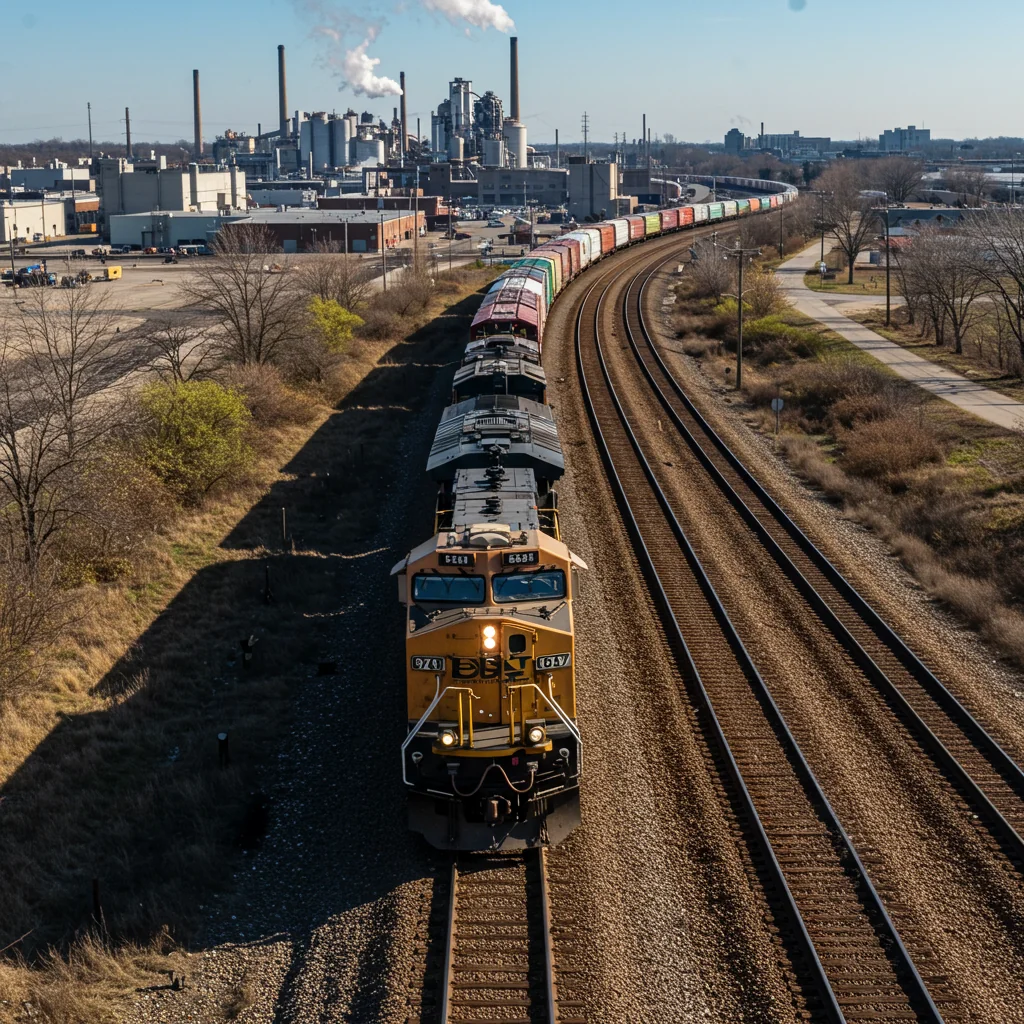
503;119;527;168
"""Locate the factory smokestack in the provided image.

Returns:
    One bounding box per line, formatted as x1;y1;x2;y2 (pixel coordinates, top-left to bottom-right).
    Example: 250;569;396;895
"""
125;106;132;160
193;69;203;159
509;36;519;122
278;44;288;140
400;71;408;161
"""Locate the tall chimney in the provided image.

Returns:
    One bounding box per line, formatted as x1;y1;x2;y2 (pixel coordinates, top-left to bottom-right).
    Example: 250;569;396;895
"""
509;36;520;122
278;45;289;140
125;106;132;160
400;71;408;160
193;69;203;159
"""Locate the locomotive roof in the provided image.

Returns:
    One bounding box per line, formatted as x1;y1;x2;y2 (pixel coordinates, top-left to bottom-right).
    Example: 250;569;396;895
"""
426;394;563;481
449;466;541;533
451;354;546;390
463;335;541;364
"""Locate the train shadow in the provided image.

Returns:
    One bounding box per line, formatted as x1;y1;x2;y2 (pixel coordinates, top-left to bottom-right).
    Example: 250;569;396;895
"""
0;285;488;964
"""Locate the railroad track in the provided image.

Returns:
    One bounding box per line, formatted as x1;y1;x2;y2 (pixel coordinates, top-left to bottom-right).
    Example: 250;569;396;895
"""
622;255;1024;863
575;254;953;1023
410;848;583;1024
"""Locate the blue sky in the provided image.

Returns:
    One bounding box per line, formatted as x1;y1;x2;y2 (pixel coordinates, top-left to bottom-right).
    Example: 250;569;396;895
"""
2;0;1019;147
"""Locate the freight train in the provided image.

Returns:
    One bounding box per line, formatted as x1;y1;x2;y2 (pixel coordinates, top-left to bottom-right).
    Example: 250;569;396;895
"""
392;180;797;851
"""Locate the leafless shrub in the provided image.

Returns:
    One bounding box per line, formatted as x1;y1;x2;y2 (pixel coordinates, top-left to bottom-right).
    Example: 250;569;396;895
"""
745;267;784;319
870;157;925;204
817;163;879;285
295;241;375;311
0;561;68;700
221;363;318;428
686;238;733;301
379;271;435;318
838;416;942;483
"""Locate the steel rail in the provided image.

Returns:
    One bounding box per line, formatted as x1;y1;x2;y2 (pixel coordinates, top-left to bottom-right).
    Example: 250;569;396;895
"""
623;256;1024;861
574;255;946;1023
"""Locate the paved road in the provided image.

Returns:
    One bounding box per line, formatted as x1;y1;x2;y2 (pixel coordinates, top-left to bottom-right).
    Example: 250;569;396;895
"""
777;241;1024;431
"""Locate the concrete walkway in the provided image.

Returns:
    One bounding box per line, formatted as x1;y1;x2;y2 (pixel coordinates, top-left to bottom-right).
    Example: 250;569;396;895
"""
776;242;1024;430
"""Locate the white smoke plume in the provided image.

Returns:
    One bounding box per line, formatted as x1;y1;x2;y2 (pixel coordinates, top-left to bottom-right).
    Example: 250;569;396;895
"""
421;0;514;32
341;33;403;98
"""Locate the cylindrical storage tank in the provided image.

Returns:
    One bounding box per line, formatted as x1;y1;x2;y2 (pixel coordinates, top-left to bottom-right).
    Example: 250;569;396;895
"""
448;135;465;161
299;119;312;166
330;117;352;167
483;137;505;167
503;120;527;168
432;115;446;157
311;113;330;171
352;138;385;165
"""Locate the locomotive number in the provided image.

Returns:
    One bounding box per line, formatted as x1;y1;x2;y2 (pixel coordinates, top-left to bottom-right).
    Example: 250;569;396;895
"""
502;550;539;566
535;653;571;671
411;656;445;672
439;552;476;567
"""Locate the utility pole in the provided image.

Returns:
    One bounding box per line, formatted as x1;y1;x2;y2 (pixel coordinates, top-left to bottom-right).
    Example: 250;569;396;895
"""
881;192;892;326
87;102;93;158
808;189;833;264
724;242;761;390
125;107;132;160
581;112;589;164
413;163;420;273
778;201;784;258
448;204;453;271
380;211;387;292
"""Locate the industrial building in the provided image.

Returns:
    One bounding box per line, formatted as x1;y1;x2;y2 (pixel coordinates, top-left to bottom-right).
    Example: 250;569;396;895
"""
96;157;246;232
233;209;425;252
108;210;247;249
0;197;70;243
9;161;93;192
567;159;619;220
429;37;529;168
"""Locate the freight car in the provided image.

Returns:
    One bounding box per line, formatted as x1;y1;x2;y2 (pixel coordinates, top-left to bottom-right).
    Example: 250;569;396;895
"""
395;178;797;851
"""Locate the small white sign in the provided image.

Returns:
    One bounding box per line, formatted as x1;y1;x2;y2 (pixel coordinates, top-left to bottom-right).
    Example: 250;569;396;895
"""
819;261;827;274
771;398;785;412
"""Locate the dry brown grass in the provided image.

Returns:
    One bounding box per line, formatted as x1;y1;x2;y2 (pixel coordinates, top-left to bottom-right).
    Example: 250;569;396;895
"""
0;266;499;1018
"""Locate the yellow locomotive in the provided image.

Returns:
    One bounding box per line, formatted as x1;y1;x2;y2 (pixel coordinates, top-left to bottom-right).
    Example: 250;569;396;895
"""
392;357;584;851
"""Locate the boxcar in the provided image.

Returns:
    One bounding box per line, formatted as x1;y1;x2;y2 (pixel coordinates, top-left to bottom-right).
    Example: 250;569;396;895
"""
660;208;680;231
643;212;661;236
607;218;630;248
593;223;615;256
679;206;696;227
625;215;647;240
707;203;724;220
722;200;738;218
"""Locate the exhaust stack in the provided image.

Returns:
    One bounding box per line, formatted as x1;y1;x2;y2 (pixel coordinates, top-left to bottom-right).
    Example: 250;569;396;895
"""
125;106;132;159
509;36;519;121
193;69;203;158
278;44;289;139
400;71;408;160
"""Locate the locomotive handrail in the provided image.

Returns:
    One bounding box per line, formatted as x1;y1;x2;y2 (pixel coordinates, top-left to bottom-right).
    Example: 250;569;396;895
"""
402;680;478;784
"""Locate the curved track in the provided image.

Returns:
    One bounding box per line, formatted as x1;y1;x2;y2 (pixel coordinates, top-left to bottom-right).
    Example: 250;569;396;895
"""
575;254;950;1023
624;256;1024;859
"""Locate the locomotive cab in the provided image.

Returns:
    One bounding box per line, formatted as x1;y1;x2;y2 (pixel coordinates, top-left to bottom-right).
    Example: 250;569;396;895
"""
393;523;585;850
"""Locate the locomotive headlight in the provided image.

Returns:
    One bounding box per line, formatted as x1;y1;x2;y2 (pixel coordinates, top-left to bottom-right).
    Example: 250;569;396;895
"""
482;625;497;649
527;725;546;745
439;729;457;747
483;625;496;638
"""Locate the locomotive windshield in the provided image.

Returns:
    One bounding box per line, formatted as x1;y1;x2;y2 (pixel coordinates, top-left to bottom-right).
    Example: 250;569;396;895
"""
412;574;486;604
492;570;566;603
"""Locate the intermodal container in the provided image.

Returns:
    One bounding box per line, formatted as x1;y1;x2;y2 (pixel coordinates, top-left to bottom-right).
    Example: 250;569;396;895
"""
660;208;680;231
625;215;646;240
736;199;751;215
643;213;661;236
607;219;630;248
759;197;771;211
722;200;738;218
593;223;615;255
510;257;557;306
679;206;695;227
707;203;724;220
691;204;709;224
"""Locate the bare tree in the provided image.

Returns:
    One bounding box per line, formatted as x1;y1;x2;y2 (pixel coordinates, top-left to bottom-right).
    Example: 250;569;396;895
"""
970;207;1024;364
818;163;879;284
183;223;302;366
945;167;989;208
145;315;217;382
900;228;990;354
686;237;732;301
0;289;140;567
871;157;924;204
295;240;375;311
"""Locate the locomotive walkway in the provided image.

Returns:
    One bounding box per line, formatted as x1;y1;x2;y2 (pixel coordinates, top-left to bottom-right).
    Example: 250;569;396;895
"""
776;241;1024;430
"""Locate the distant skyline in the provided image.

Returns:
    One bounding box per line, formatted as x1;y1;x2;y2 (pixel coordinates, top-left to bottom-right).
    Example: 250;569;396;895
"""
2;0;1021;149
